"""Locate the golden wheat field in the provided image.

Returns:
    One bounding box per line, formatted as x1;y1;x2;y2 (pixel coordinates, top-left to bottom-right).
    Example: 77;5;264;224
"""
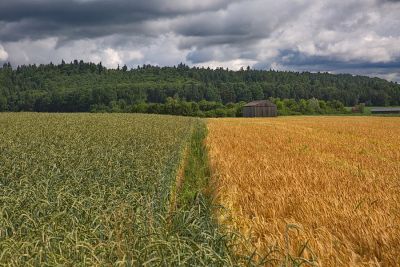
206;116;400;266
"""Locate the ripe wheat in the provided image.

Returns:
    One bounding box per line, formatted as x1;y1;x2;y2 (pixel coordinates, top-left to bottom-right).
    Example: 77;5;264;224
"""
207;116;400;266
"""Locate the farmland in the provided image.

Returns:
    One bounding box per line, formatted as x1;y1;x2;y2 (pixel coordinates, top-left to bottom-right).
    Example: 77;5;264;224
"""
0;113;236;266
2;113;400;266
207;117;400;266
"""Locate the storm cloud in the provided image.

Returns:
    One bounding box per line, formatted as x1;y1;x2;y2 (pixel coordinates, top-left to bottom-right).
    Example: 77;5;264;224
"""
0;0;400;81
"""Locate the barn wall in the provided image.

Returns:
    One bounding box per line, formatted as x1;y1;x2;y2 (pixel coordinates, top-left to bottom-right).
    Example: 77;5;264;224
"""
256;106;277;117
243;106;277;117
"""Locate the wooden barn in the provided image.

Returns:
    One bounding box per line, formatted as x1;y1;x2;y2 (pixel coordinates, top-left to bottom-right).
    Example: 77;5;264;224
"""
243;100;278;117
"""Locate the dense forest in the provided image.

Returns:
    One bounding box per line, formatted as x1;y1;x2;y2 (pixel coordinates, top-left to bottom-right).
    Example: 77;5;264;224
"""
0;61;399;116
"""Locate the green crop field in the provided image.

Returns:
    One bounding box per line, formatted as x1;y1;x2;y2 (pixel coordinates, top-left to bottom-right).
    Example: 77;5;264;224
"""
0;113;241;266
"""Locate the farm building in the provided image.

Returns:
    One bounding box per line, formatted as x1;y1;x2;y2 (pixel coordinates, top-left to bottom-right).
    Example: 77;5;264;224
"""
370;107;400;114
243;100;278;117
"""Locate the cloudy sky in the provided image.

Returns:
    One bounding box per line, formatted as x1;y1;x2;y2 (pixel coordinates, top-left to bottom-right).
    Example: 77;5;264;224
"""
0;0;399;81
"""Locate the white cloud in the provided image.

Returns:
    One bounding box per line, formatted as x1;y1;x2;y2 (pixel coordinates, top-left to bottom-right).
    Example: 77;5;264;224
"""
194;59;258;70
0;44;8;61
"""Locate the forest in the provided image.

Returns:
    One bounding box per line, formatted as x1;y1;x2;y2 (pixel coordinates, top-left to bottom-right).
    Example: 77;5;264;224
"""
0;61;399;116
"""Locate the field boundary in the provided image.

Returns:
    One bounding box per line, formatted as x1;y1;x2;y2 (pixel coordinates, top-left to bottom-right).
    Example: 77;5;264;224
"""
168;144;189;219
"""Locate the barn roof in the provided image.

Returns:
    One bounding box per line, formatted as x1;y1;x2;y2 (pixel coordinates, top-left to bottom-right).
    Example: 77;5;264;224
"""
244;100;276;107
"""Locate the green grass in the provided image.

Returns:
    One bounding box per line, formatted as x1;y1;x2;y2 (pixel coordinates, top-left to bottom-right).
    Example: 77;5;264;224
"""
178;122;210;206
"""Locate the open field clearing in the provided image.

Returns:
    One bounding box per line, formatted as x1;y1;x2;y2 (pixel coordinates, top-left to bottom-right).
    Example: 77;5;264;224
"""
207;117;400;266
0;113;236;266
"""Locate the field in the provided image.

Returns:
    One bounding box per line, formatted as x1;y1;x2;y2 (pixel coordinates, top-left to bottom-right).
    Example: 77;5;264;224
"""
0;113;236;266
2;113;399;266
207;117;400;266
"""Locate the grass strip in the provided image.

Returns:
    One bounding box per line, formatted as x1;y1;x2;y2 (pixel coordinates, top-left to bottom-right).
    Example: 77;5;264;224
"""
172;120;269;266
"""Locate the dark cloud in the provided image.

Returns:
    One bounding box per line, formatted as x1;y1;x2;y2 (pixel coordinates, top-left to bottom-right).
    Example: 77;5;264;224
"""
0;0;239;41
0;0;235;23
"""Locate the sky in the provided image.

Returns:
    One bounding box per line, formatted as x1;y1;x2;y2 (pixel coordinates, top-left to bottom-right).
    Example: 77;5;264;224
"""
0;0;399;81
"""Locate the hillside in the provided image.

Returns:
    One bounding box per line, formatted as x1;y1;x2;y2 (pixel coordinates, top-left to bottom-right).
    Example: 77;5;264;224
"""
0;61;399;113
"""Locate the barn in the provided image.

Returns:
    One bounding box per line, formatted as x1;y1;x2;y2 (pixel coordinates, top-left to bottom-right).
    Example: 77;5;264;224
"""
243;100;278;117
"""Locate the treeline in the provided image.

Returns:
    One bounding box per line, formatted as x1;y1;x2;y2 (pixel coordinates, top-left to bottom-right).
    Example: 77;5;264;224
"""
271;98;348;115
90;97;348;117
92;98;244;117
0;61;399;114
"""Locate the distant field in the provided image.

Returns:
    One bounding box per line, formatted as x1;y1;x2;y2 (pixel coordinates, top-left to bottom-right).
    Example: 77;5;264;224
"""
0;113;235;266
207;117;400;266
